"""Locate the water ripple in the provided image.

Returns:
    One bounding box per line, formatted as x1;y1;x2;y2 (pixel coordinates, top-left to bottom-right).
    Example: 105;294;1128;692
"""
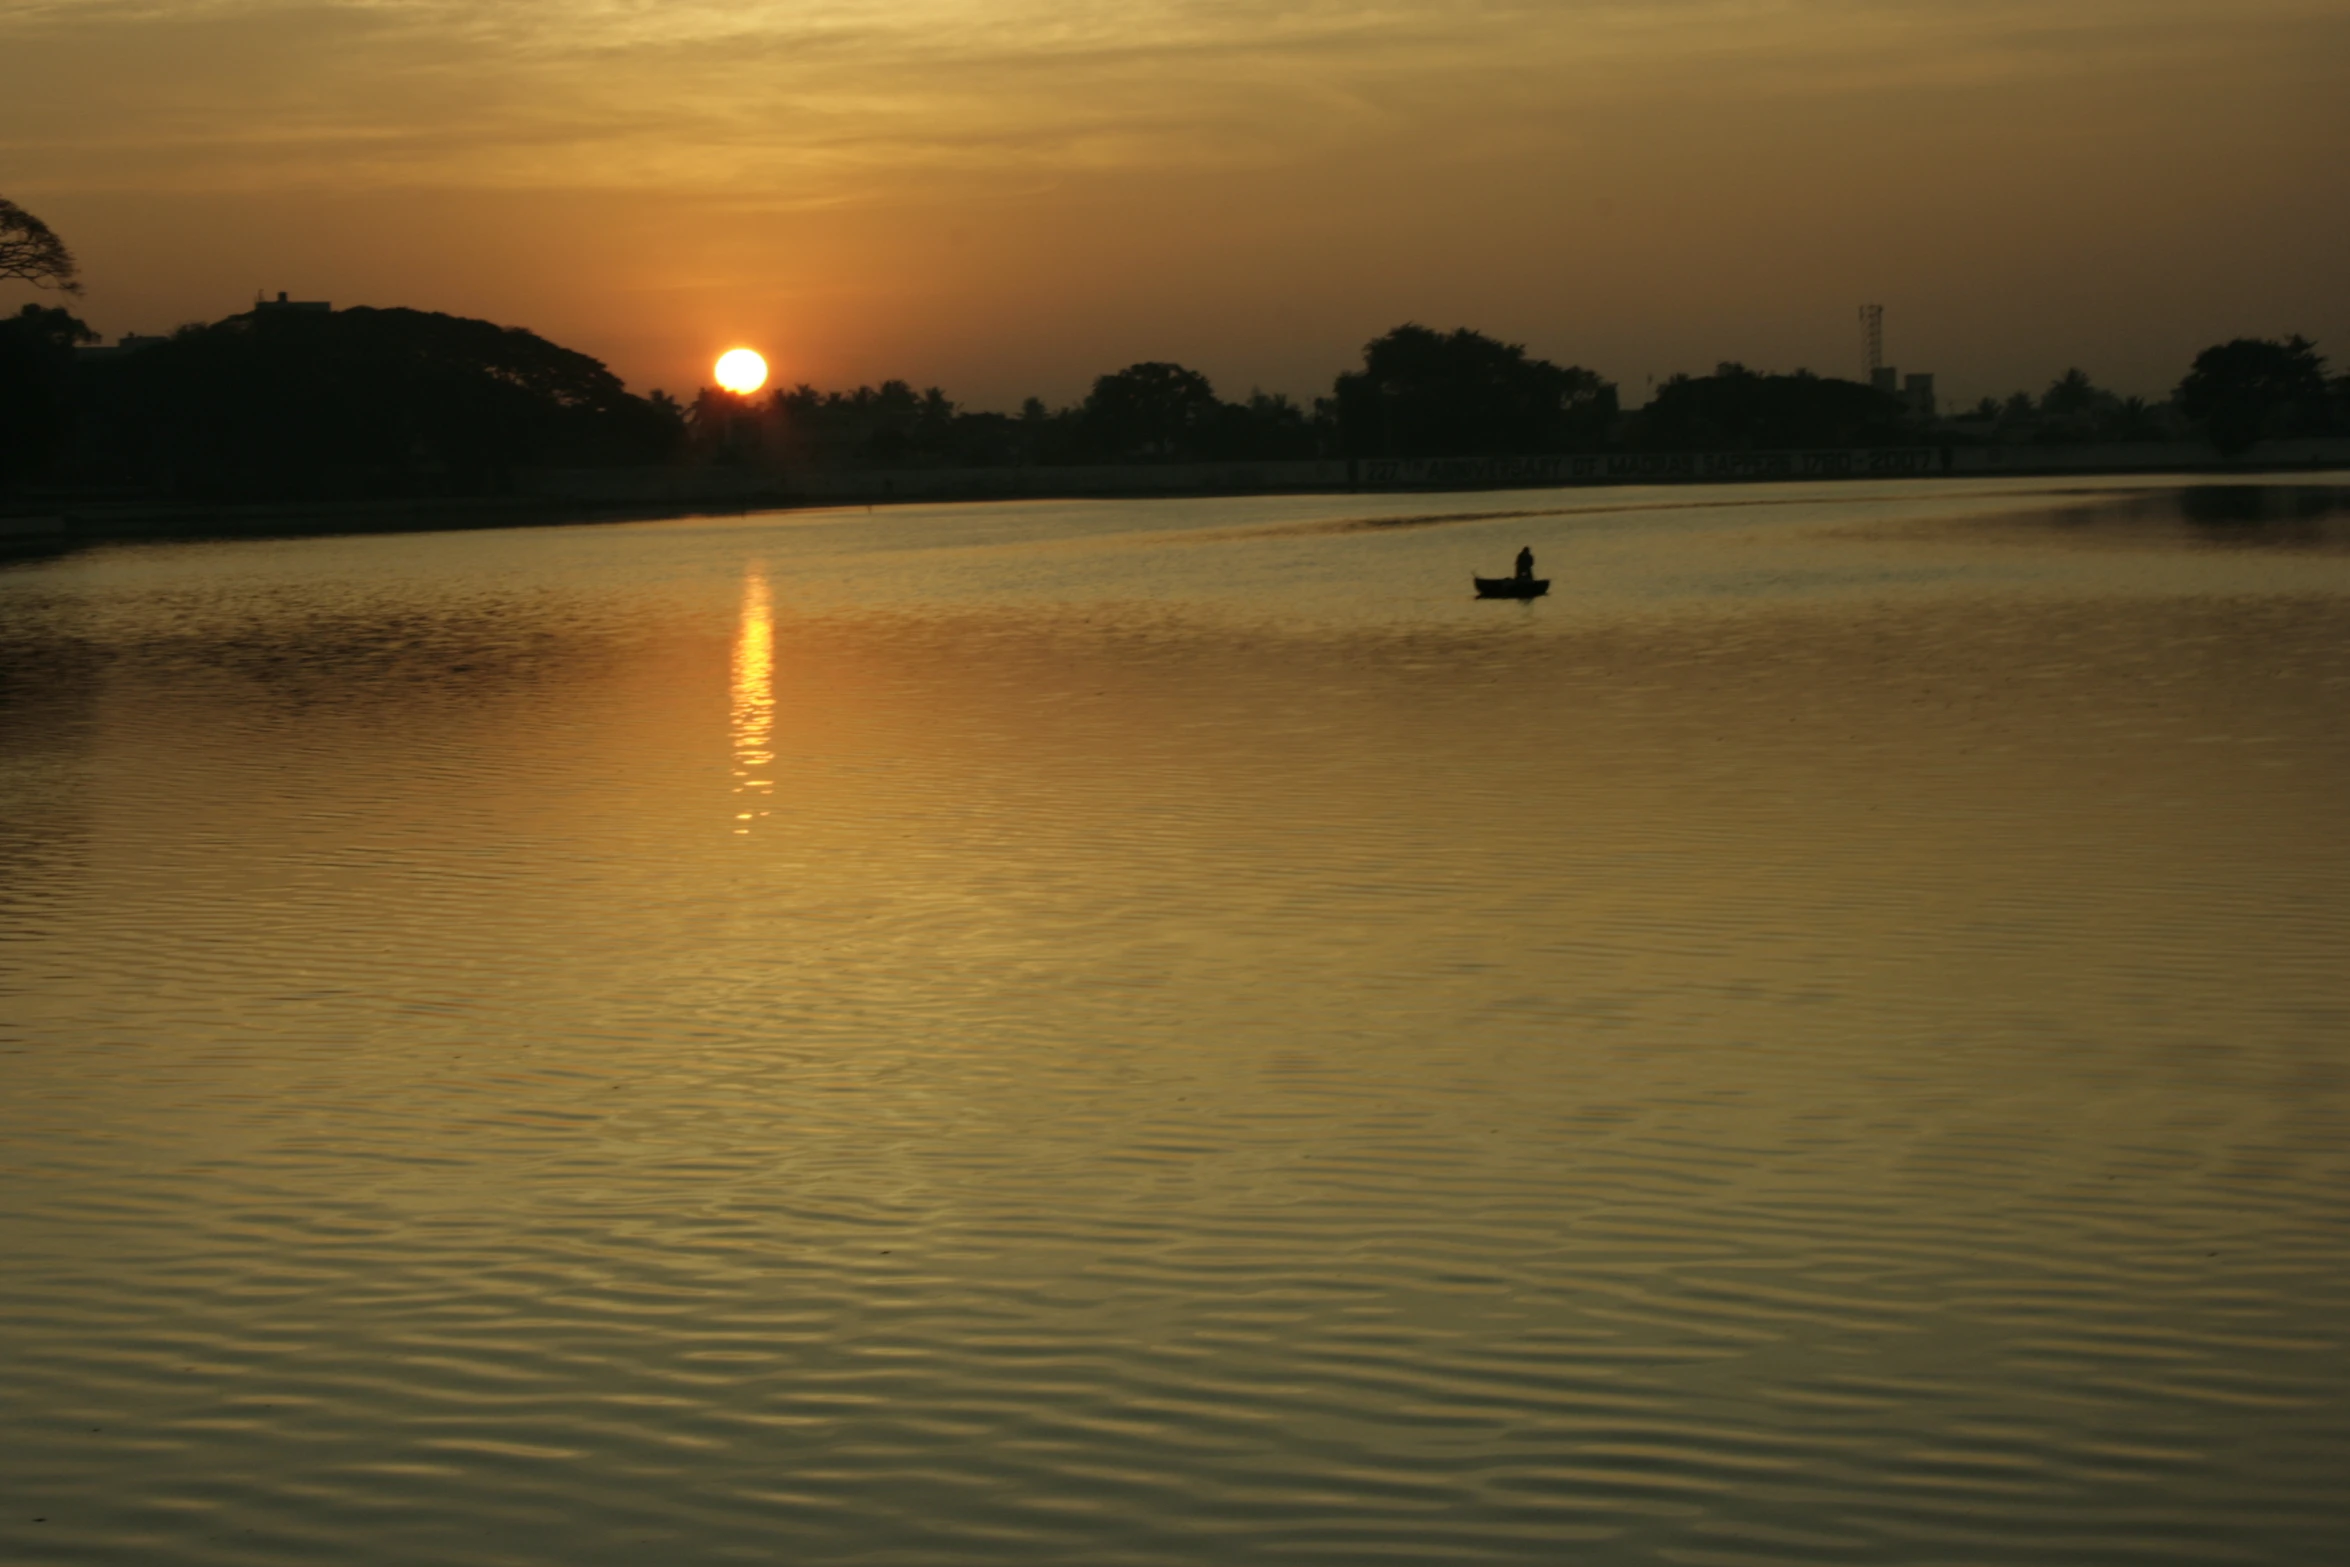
3;481;2348;1563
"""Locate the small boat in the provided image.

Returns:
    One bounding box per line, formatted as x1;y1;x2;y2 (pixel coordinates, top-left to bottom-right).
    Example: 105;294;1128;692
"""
1474;575;1549;599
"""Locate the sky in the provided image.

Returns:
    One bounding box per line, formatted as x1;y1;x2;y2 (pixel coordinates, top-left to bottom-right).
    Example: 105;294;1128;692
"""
3;0;2346;411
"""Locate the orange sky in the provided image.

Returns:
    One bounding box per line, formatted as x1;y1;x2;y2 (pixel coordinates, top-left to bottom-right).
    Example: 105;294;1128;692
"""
4;0;2345;410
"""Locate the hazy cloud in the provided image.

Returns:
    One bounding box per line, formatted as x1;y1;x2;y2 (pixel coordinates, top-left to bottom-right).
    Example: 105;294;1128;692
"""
8;0;2342;198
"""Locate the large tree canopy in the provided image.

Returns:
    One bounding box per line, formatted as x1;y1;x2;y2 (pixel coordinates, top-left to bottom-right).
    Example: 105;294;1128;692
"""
1333;325;1615;457
1628;363;1909;451
92;304;680;498
1082;362;1221;460
0;197;81;295
2175;335;2330;456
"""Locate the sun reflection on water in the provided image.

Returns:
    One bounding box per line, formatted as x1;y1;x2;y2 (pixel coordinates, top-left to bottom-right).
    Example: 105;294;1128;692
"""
730;567;774;831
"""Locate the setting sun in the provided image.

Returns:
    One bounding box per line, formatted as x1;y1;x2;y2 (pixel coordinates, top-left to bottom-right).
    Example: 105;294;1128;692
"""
714;348;768;395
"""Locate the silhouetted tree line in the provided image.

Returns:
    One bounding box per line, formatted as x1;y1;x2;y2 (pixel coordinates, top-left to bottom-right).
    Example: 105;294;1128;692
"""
741;331;2350;468
7;202;2347;501
11;297;2349;504
679;329;2348;471
682;327;1614;471
1629;364;1905;452
7;192;2349;502
1;300;682;499
691;360;1327;471
1943;340;2346;456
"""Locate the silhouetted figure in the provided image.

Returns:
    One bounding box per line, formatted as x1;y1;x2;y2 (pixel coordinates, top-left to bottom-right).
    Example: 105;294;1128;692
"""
1514;546;1534;580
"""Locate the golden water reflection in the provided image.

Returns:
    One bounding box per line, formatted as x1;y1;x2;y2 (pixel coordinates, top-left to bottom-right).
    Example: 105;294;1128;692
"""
729;566;774;832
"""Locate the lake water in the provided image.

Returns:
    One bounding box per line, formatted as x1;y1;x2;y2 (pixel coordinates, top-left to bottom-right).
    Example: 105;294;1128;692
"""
4;476;2348;1565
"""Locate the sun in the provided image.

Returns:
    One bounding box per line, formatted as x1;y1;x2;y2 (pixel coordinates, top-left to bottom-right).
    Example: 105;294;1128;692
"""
714;348;768;395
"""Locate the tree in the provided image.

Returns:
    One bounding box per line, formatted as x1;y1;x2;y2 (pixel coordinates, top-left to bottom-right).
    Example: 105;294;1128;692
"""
86;303;679;498
690;385;765;464
2106;396;2168;443
0;197;82;295
1082;362;1219;460
2034;367;2120;444
2176;335;2329;456
1198;390;1321;461
2040;368;2102;421
1630;362;1906;451
764;378;960;468
0;302;97;485
1332;325;1615;457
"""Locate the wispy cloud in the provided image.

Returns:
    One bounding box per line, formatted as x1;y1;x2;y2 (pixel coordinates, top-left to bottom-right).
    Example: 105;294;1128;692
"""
5;0;2341;199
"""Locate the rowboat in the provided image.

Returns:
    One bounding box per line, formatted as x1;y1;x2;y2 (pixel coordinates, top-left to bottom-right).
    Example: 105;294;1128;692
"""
1474;575;1549;599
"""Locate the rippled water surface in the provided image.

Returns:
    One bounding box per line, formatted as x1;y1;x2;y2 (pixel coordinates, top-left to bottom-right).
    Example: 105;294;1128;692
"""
5;477;2349;1565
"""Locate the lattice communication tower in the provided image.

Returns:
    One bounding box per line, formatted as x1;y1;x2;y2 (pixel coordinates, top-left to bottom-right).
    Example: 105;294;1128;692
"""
1859;304;1884;380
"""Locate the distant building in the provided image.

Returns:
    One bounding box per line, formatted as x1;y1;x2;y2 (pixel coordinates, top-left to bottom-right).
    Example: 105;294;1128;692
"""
1861;307;1934;421
254;290;331;314
1869;365;1935;420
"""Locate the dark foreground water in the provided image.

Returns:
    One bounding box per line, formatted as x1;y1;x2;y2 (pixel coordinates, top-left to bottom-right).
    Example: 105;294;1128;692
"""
4;477;2348;1565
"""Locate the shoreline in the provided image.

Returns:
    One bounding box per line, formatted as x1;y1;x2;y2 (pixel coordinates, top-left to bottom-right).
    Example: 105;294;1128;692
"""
6;441;2348;556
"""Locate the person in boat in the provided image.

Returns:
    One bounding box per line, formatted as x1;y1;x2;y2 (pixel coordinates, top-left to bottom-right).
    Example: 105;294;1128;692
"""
1514;546;1534;580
